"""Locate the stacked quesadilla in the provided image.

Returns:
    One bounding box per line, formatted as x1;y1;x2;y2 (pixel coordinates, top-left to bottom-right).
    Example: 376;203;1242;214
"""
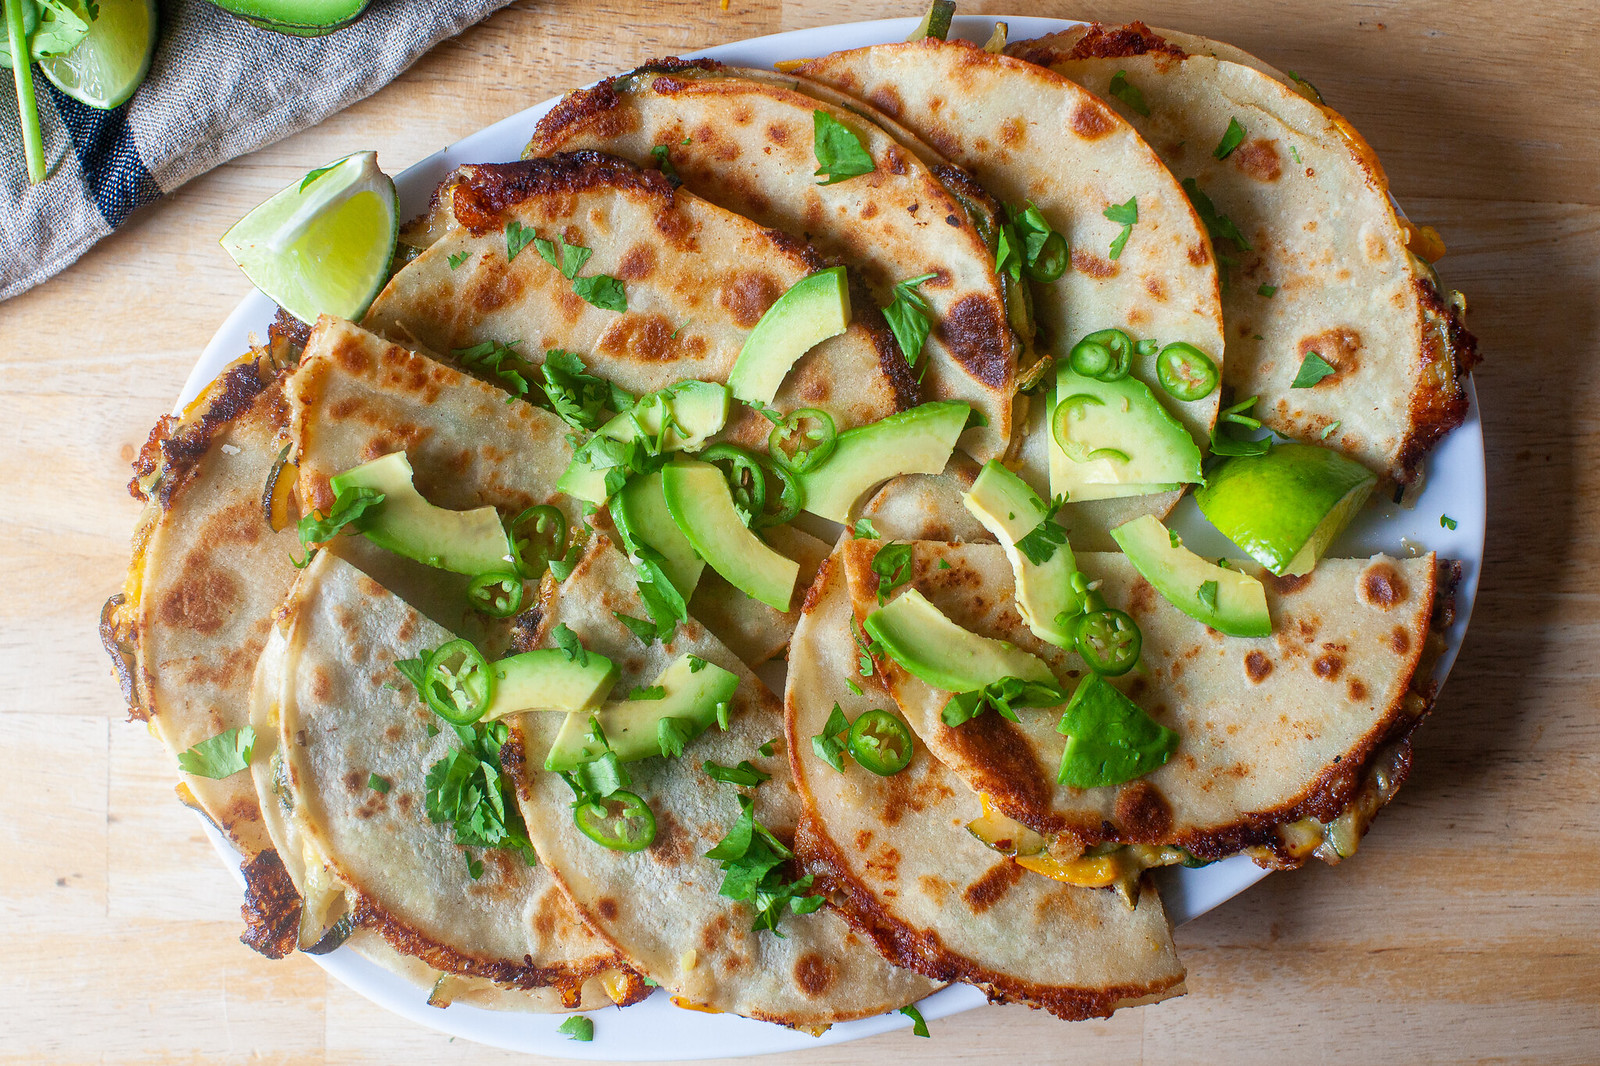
103;8;1477;1034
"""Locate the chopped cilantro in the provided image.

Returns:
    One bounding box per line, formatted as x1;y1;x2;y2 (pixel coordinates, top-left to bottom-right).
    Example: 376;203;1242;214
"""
572;274;627;312
852;517;880;540
534;234;591;278
811;109;876;185
757;737;779;758
1291;351;1337;388
1257;283;1277;297
1181;178;1251;252
1197;580;1219;613
846;679;864;695
1320;420;1341;440
368;773;391;794
422;717;537;865
506;220;537;262
936;558;951;570
1440;514;1458;530
657;717;694;759
900;1003;931;1037
1015;496;1070;566
613;611;660;644
1104;196;1138;260
811;704;851;773
1209;394;1271;458
1107;69;1149;115
625;685;666;701
705;794;825;935
532;233;626;311
1213;117;1246;160
298;485;384;546
703;759;771;787
941;676;1069;727
447;250;470;270
870;543;915;605
649;144;681;184
453;339;533;401
394;655;429;696
466;854;484;880
177;727;256;779
551;623;589;666
557;1016;594;1042
883;272;938;366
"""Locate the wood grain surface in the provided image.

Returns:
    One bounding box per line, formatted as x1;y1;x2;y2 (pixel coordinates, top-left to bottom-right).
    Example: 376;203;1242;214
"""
2;1;1595;1062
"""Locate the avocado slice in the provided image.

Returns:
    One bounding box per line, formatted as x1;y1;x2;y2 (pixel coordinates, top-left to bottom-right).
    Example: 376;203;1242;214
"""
557;380;730;503
962;460;1083;648
329;452;512;576
727;266;851;404
609;471;705;599
480;649;619;722
1109;514;1271;637
1047;366;1203;502
864;588;1055;693
795;401;970;522
204;0;370;36
543;654;738;771
660;459;798;611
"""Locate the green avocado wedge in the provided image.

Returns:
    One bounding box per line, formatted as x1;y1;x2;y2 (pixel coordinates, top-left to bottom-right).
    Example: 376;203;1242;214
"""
1195;442;1377;576
558;380;729;503
203;0;370;36
328;452;513;577
795;401;970;522
1109;514;1271;638
727;266;851;404
610;471;705;600
864;588;1055;693
1047;365;1203;502
962;460;1082;647
543;654;738;771
661;459;799;611
480;649;619;722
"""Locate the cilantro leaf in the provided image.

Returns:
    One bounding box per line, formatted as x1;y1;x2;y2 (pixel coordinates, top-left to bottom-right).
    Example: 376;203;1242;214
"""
394;655;429;696
534;234;592;279
625;685;667;701
539;348;618;430
1291;351;1336;388
448;250;470;270
1258;283;1277;297
1104;196;1138;260
900;1003;931;1037
704;795;823;935
571;273;627;312
1197;580;1219;613
942;676;1069;727
1107;69;1150;116
177;727;256;779
657;717;694;759
852;517;880;540
870;543;915;605
703;759;772;787
453;339;533;400
812;109;876;185
1214;117;1247;160
811;704;851;773
368;773;390;793
1181;178;1252;252
506;220;538;262
558;1016;594;1042
298;485;384;546
1015;496;1069;566
650;144;681;185
1209;394;1272;458
882;272;937;365
1055;674;1178;788
422;718;537;863
552;623;589;666
757;737;779;758
613;611;660;644
1440;514;1458;530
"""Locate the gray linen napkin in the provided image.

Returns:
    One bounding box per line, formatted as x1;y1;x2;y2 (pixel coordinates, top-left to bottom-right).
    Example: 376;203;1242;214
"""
0;0;513;302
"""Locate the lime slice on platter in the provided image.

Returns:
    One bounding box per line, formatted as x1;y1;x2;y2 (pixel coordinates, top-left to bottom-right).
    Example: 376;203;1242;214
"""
38;0;158;109
1194;442;1377;576
220;151;398;325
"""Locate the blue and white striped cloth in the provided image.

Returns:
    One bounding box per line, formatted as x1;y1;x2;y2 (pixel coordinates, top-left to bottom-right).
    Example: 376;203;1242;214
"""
0;0;512;302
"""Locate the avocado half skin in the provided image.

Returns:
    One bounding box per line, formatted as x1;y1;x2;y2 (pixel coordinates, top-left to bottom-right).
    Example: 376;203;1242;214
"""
204;0;371;37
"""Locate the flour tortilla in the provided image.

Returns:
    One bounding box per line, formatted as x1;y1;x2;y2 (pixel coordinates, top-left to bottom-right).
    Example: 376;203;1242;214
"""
785;549;1185;1018
1008;23;1479;483
798;37;1225;539
525;62;1018;460
840;539;1439;862
98;349;306;956
364;152;914;452
506;536;938;1025
247;551;644;1010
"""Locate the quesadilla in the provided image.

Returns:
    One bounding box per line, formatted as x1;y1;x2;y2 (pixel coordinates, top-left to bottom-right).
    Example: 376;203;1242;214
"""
786;549;1186;1018
100;346;306;957
524;61;1019;460
363;152;914;452
840;538;1444;868
507;536;940;1026
796;37;1225;543
1008;22;1479;484
248;551;647;1011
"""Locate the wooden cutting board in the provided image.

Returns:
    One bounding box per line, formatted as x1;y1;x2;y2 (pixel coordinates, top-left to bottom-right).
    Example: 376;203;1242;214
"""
1;1;1595;1062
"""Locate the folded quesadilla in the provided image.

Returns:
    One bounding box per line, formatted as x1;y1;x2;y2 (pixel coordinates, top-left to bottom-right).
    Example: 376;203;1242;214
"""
1008;22;1479;483
525;61;1018;460
248;551;647;1011
100;346;306;957
507;536;939;1026
786;549;1186;1019
364;152;914;452
840;537;1444;868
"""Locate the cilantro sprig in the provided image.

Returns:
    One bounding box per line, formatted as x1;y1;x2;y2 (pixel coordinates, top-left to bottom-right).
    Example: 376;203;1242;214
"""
705;794;825;935
1015;496;1069;566
811;109;876;185
297;484;384;550
941;676;1070;728
883;272;938;367
1103;196;1138;260
177;726;256;779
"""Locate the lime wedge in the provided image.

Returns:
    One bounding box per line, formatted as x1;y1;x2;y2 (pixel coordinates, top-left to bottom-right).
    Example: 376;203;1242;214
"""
38;0;157;110
1195;443;1377;576
220;151;398;325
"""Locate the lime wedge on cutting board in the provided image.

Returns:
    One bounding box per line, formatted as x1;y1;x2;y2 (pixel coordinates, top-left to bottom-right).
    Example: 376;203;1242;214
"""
1195;442;1377;576
39;0;158;109
220;151;398;324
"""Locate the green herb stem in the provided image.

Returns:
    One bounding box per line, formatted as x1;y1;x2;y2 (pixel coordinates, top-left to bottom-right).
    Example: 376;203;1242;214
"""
5;0;44;184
